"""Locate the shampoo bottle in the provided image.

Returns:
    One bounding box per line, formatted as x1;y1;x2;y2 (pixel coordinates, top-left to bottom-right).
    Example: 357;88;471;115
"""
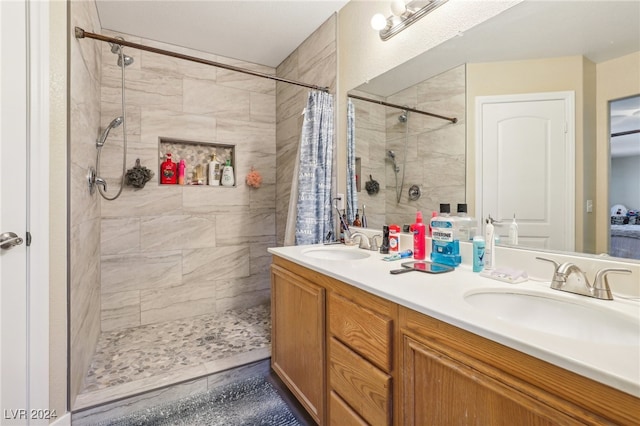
508;214;519;245
221;159;235;187
412;211;427;260
208;154;221;186
160;153;177;184
484;216;495;270
178;159;186;185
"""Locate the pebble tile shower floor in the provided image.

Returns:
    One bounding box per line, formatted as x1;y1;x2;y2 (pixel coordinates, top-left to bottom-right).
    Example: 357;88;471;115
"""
79;303;271;400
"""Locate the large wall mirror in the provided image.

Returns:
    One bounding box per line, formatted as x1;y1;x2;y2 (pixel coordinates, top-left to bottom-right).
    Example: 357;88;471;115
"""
346;0;640;261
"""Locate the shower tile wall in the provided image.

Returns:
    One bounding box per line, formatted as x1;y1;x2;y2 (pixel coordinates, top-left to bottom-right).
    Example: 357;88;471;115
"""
351;90;387;229
352;65;466;229
384;65;466;226
70;0;104;405
98;32;277;333
275;15;337;245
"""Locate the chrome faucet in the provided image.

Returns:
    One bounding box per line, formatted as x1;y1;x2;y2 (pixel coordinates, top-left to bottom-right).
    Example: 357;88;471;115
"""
350;232;382;251
536;257;631;300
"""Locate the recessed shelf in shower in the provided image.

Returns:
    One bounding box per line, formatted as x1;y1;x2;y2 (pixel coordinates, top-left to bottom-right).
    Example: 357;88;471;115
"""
158;137;236;186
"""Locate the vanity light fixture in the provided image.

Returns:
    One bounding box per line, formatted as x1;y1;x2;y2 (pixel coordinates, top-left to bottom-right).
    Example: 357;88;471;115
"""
371;0;449;41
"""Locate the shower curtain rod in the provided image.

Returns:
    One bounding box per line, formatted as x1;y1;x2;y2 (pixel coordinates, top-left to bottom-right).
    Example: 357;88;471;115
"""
348;94;457;123
74;27;330;93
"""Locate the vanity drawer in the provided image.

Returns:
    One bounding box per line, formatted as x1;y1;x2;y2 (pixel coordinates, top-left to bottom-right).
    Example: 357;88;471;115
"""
329;337;392;426
329;391;368;426
329;292;393;372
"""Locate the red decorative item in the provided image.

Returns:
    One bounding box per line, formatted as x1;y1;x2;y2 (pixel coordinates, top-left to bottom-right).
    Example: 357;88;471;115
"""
160;153;177;184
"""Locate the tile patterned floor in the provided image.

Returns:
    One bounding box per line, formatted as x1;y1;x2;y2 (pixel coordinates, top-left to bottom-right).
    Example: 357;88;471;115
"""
80;303;271;395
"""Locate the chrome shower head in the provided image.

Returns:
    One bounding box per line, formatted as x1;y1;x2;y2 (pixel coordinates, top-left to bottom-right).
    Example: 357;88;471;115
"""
398;110;408;123
118;54;134;67
387;150;396;160
108;37;134;67
96;116;123;147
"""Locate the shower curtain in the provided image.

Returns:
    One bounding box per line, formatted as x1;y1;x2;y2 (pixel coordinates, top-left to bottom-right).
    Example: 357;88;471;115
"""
284;91;334;246
346;99;358;225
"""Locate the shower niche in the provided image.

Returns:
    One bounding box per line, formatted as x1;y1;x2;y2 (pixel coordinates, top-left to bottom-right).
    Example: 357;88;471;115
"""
159;137;235;186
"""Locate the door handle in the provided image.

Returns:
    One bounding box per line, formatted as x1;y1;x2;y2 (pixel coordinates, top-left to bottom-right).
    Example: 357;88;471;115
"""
0;232;24;250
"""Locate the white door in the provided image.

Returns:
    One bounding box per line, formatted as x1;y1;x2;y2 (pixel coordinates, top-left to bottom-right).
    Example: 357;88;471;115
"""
1;1;49;424
476;92;575;251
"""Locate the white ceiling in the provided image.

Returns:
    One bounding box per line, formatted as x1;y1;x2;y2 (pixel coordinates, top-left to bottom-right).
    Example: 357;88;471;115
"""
95;0;350;68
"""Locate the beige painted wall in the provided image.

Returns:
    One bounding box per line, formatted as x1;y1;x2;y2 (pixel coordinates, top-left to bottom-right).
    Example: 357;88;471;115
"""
49;0;68;418
595;52;640;253
466;56;596;253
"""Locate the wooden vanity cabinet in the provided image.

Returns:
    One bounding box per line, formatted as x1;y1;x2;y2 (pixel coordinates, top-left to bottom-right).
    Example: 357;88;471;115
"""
271;255;639;426
271;261;326;424
399;306;640;426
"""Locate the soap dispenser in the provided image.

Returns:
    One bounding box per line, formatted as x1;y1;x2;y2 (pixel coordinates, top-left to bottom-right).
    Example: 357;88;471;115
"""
221;159;235;187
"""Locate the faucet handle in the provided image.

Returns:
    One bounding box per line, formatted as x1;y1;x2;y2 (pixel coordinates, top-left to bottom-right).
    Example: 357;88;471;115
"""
370;234;382;251
593;268;632;300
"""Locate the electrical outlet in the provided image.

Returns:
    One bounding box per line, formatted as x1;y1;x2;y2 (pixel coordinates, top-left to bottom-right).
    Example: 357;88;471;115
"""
336;193;345;210
586;200;593;213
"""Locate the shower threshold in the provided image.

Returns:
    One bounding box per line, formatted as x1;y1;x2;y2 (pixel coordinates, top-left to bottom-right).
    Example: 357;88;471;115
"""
73;303;271;411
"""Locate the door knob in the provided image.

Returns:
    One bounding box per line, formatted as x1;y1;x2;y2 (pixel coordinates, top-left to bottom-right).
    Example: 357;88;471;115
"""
0;232;24;250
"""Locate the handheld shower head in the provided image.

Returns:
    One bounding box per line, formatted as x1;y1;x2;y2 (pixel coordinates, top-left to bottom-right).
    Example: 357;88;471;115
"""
118;54;134;67
97;116;123;147
387;150;396;160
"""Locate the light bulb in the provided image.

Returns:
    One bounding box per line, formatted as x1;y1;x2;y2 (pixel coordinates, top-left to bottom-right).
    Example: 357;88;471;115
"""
371;13;387;31
390;0;406;16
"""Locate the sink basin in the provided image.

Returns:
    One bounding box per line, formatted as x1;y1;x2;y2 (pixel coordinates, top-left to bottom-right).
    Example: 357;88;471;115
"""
464;289;640;345
301;246;371;260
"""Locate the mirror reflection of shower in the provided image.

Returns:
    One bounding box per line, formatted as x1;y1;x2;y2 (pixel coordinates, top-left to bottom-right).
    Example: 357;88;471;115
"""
89;37;134;200
388;110;409;204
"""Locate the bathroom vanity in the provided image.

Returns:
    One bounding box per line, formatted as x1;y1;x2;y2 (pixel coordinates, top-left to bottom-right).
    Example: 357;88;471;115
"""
268;244;640;425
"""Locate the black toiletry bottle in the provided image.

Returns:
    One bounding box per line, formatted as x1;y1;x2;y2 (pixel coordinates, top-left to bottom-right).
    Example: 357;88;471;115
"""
380;225;390;254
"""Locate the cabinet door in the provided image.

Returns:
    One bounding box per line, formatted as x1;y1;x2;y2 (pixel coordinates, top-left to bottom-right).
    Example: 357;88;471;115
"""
402;335;579;426
271;265;325;424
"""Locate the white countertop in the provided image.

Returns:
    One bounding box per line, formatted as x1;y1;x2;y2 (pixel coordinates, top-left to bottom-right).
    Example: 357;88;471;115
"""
268;243;640;398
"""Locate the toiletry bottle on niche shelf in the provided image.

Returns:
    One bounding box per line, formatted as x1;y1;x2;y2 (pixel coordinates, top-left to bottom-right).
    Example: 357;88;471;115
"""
160;153;177;184
208;154;220;186
221;159;235;187
178;159;186;185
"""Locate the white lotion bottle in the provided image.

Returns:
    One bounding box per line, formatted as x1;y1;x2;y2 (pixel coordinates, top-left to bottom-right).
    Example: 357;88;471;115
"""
508;214;519;245
221;159;235;187
484;216;495;270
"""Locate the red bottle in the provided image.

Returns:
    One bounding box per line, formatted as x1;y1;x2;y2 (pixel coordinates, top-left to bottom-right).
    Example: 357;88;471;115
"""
412;211;427;260
160;153;177;184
